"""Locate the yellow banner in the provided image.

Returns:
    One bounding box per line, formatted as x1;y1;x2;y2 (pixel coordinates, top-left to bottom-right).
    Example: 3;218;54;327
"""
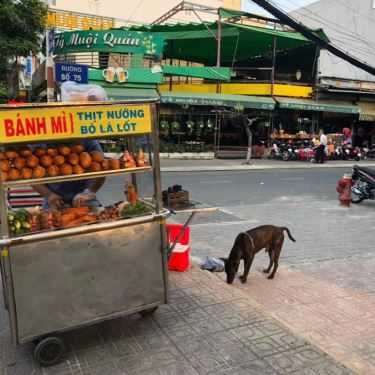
0;103;152;144
47;10;115;30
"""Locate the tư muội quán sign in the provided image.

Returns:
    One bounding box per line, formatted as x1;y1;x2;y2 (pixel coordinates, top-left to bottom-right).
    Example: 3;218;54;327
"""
0;103;153;144
54;30;164;58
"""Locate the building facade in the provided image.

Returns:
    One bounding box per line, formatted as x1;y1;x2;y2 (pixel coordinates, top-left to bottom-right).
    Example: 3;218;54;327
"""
290;0;375;145
50;0;241;24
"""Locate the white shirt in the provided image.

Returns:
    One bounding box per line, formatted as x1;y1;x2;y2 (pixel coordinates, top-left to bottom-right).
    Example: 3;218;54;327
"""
320;134;328;146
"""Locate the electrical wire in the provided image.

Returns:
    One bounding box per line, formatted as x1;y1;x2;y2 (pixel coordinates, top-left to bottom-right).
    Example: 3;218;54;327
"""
284;0;375;49
247;0;375;75
248;0;375;54
268;0;375;64
332;0;375;25
127;0;146;22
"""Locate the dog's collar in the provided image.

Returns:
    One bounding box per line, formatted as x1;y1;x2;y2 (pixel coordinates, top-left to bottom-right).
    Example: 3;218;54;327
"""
242;232;255;248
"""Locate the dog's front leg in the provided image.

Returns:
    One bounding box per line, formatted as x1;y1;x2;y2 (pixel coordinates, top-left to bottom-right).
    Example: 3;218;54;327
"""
239;255;254;284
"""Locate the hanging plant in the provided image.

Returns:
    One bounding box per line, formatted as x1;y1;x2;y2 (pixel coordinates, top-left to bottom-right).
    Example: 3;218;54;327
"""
205;118;214;133
234;103;244;113
171;121;181;133
159;120;169;137
186;120;194;136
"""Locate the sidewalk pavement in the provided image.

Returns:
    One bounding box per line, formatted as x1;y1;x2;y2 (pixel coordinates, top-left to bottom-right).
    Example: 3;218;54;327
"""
187;195;375;375
161;158;375;172
0;265;353;375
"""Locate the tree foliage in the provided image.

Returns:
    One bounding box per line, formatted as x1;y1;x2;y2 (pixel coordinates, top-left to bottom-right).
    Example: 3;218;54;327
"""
0;0;47;95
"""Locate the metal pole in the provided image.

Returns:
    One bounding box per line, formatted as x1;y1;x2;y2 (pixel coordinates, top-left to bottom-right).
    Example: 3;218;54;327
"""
216;13;222;94
45;0;55;103
150;102;169;303
270;25;277;96
216;14;222;68
151;104;162;214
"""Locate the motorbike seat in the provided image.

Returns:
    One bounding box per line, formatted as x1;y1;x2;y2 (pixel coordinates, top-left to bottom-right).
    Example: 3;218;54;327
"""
355;165;375;178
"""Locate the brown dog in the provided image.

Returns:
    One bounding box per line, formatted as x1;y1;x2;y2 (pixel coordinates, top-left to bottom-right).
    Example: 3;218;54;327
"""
221;225;295;284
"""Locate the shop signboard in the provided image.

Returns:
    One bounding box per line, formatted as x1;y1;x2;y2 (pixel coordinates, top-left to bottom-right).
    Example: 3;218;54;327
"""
47;10;115;30
55;63;89;84
0;103;152;144
279;101;359;114
89;67;163;85
54;30;164;58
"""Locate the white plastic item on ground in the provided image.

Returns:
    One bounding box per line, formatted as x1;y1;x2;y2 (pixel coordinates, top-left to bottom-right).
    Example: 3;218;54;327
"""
60;81;108;102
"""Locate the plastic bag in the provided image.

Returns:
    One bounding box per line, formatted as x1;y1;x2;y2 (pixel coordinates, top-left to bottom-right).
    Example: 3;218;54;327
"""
200;256;225;272
60;81;107;102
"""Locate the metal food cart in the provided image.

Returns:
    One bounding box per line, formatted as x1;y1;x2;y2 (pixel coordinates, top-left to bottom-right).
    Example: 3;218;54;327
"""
0;99;169;366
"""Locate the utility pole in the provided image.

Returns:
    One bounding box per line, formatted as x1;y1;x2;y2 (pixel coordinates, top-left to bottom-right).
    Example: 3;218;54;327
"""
44;0;55;102
243;117;257;165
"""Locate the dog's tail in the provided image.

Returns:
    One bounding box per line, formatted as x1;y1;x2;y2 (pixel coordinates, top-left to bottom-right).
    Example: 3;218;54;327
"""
282;227;296;242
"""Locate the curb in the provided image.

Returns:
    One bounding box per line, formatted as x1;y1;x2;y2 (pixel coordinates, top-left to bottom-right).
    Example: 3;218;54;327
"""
161;162;375;173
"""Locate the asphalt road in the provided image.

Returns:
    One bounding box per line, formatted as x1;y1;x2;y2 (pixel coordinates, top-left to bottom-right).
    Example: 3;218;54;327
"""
161;168;347;206
98;167;347;209
160;168;375;272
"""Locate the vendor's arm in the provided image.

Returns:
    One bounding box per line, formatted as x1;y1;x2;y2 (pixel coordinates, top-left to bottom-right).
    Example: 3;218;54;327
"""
87;177;105;193
72;177;105;207
33;184;64;210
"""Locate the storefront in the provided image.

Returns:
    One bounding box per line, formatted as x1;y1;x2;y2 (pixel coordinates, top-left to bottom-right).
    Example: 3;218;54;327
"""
357;101;375;147
272;97;359;141
158;92;275;157
44;21;344;159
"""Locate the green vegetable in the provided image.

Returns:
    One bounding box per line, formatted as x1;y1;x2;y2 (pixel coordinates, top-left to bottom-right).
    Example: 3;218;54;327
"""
120;201;152;218
7;209;31;236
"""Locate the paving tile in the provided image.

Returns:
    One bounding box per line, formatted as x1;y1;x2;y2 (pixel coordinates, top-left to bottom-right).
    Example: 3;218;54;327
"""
128;362;200;375
265;347;328;374
3;360;41;375
0;263;354;375
117;348;182;374
206;359;277;375
186;349;229;375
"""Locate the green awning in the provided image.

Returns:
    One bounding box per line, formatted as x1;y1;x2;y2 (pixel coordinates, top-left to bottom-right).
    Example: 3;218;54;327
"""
160;92;275;110
125;22;322;65
276;97;359;114
104;87;159;101
162;66;232;81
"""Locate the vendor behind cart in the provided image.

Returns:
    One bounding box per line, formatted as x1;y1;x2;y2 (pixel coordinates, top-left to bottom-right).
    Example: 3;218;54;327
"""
33;83;107;210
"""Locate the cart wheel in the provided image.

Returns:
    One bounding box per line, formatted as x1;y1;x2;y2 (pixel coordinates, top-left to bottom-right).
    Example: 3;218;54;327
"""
33;337;65;367
139;306;158;317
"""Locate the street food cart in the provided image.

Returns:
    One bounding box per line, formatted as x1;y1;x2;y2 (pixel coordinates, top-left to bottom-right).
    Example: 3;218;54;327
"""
0;99;169;365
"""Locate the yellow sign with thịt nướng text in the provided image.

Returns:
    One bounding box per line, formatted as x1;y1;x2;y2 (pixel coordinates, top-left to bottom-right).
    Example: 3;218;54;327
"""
0;103;152;144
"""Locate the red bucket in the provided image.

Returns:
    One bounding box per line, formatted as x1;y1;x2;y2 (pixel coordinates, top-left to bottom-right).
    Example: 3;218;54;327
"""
166;224;190;272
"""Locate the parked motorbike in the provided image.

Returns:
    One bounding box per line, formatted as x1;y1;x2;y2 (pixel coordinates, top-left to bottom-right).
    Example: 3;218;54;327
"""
351;164;375;203
270;142;283;160
282;145;298;161
342;145;362;161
